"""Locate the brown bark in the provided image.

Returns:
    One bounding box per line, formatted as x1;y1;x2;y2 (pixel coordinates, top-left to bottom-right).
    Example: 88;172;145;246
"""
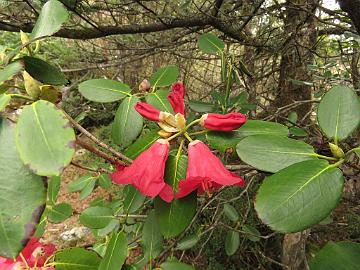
351;48;360;92
274;0;319;121
282;230;311;270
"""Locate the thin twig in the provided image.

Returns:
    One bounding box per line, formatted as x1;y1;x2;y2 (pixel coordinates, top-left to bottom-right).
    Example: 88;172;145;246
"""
61;109;133;163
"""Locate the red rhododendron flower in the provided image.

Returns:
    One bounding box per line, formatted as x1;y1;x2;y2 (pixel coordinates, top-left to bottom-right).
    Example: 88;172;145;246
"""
0;237;56;270
176;140;245;198
168;82;185;115
135;102;162;122
200;112;247;131
111;139;174;202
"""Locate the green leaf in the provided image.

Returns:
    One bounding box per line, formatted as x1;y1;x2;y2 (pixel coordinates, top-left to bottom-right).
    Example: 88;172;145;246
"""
223;204;239;222
149;65;179;88
198;33;225;55
288;112;298;123
235;120;289;137
16;100;75;176
188;100;215;113
136;211;163;268
48;176;61;205
79;178;96;200
80;206;114;229
236;135;317;173
289;127;307;137
123;185;146;214
355;148;360;159
155;154;197;238
112;96;143;147
78;79;131;103
0;94;11;111
99;232;128;270
0;118;46;259
176;234;199;250
145;90;174;113
242;225;260;242
98;174;112;189
98;219;119;237
124;130;161;159
255;160;344;233
22;56;68;85
160;261;196;270
48;203;72;223
309;241;360;270
0;60;23;84
317;85;360;141
68;175;95;192
206;120;289;153
225;231;240;256
54;248;101;270
31;0;69;39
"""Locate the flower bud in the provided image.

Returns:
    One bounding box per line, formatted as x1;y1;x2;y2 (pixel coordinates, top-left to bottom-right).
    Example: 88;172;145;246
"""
200;112;247;131
329;143;345;158
139;79;151;92
135;102;161;121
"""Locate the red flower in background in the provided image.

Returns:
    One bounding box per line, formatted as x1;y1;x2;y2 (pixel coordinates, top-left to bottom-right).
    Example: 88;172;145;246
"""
168;82;185;115
111;139;174;202
200;112;247;131
176;140;245;198
0;238;56;270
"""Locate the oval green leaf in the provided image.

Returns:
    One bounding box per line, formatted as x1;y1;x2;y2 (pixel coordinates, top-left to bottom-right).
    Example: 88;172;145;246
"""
99;232;128;270
55;248;101;270
112;96;143;147
123;185;146;214
145;90;174;113
223;204;239;222
22;56;68;85
47;176;61;205
309;241;360;270
317;85;360;141
48;203;72;223
31;0;69;39
255;159;344;233
176;234;199;250
236;135;316;173
225;231;240;256
79;79;131;103
16;100;75;176
155;154;197;238
0;60;23;84
198;33;225;55
80;206;114;229
125;129;161;159
0;118;46;259
160;261;196;270
149;65;179;88
0;94;11;111
206;120;289;153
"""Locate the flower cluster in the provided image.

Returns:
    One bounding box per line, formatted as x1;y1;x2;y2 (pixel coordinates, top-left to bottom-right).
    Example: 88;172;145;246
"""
111;82;247;202
0;238;55;270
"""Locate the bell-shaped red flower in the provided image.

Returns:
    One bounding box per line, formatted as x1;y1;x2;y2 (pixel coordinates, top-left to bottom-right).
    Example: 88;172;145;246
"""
176;140;245;198
168;82;185;115
200;112;247;131
135;102;162;122
0;237;56;270
111;139;174;202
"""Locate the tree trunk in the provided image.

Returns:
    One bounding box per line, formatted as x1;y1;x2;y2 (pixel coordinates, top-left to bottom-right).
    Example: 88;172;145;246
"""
274;0;319;121
337;0;360;34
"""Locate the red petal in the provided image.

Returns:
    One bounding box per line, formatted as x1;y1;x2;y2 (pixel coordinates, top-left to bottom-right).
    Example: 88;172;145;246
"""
158;184;174;202
135;102;161;122
176;177;202;199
